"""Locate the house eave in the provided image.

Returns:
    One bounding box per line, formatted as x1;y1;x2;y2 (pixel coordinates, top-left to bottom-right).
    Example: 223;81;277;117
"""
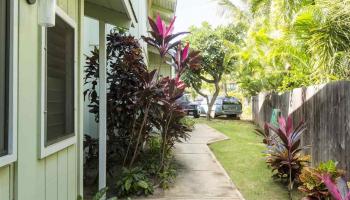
84;0;138;28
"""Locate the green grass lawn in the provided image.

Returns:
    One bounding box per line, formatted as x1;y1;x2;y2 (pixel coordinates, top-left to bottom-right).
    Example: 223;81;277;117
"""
195;117;304;200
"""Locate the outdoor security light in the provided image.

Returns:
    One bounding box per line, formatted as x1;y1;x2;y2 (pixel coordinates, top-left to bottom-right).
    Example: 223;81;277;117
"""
38;0;56;27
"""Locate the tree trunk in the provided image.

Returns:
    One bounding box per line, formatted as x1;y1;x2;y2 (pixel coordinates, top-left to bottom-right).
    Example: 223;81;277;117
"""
223;81;228;96
207;81;220;120
205;96;210;120
192;86;210;119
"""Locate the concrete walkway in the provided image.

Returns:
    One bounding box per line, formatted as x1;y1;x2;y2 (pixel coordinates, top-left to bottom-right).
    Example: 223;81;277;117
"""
140;124;245;200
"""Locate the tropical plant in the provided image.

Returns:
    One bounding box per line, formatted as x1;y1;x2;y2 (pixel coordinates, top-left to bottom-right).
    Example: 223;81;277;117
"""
83;14;199;197
265;115;310;199
141;15;201;171
84;29;156;169
116;167;154;197
255;123;275;146
293;0;350;73
140;135;178;189
299;160;345;200
141;15;188;59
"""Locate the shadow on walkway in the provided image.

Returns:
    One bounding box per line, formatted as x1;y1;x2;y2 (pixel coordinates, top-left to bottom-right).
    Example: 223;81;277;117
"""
138;124;245;200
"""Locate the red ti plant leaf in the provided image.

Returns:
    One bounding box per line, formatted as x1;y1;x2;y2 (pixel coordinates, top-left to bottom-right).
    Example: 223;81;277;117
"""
255;123;275;146
156;14;165;36
186;50;202;71
264;115;310;189
142;14;189;58
165;16;176;37
278;116;287;136
286;116;294;138
170;42;202;81
160;77;186;101
321;174;346;200
182;42;190;61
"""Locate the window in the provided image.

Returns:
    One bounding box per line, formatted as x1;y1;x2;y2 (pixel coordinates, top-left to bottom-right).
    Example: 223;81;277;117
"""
0;0;17;167
40;8;76;158
0;0;8;156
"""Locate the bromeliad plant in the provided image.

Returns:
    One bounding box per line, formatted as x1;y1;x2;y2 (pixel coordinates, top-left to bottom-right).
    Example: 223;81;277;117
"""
264;115;310;200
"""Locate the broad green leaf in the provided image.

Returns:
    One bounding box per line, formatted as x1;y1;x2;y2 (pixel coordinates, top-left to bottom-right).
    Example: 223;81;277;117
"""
137;180;149;189
125;179;132;191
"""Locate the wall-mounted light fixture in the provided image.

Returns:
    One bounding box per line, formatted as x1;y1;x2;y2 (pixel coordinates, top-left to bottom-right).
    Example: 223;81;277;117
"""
38;0;56;27
27;0;37;4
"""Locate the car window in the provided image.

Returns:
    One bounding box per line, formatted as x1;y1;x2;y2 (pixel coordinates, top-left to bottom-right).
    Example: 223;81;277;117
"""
215;99;223;104
223;97;240;104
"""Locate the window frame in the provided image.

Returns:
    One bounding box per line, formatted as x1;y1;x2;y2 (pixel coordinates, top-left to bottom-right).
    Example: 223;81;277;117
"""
0;0;18;168
39;7;77;159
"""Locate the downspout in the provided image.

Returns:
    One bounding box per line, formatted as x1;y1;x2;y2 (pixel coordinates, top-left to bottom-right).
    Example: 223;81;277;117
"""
98;21;107;198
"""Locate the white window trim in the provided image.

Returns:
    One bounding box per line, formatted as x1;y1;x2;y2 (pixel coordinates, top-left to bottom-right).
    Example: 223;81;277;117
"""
0;0;18;168
39;7;77;159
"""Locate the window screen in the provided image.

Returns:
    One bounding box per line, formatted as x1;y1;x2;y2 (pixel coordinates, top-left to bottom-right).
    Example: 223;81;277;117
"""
45;14;75;146
0;0;8;156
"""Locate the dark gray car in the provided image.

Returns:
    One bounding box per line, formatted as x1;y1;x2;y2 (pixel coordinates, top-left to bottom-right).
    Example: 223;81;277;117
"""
176;94;200;118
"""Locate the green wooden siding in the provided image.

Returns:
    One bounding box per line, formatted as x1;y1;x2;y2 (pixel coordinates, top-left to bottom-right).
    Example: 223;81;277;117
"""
0;166;11;199
0;0;82;199
148;53;173;78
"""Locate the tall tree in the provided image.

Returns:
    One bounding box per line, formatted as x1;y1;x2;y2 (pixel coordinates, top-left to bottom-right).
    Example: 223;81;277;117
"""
183;22;244;120
214;0;350;97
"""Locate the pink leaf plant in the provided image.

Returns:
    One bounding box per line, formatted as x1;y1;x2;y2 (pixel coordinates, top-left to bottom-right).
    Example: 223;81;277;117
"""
142;14;189;58
321;174;350;200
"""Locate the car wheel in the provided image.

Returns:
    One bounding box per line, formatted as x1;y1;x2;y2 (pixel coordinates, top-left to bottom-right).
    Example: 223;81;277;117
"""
193;112;200;118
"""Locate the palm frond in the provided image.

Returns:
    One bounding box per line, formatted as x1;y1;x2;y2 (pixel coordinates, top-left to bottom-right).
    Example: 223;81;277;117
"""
250;0;271;14
293;0;350;72
212;0;249;21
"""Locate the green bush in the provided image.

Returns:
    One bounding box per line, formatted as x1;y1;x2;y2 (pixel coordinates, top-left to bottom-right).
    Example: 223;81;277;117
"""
114;135;179;198
141;136;178;189
116;167;154;197
77;188;117;200
181;117;195;129
158;162;177;189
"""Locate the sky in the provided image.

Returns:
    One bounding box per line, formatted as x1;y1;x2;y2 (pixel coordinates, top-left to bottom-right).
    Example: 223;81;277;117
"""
174;0;246;33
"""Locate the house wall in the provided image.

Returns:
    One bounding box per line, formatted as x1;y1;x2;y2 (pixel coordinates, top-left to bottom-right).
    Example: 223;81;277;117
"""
0;0;83;199
148;52;173;78
129;0;149;61
83;17;116;139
